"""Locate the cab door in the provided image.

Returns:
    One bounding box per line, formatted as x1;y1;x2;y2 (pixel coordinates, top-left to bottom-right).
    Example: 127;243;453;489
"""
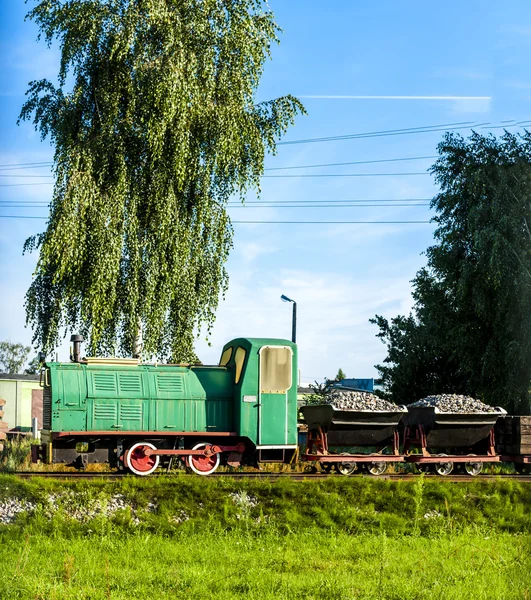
258;346;293;446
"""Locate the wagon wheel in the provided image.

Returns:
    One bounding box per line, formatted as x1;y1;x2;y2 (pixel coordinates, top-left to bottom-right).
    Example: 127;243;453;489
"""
125;442;160;476
187;442;221;476
433;454;453;476
416;463;431;474
514;463;531;475
366;462;387;476
334;454;357;476
464;455;483;476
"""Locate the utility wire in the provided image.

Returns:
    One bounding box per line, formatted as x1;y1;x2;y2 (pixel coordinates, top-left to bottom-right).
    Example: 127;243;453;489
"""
0;215;432;224
0;198;433;206
276;119;531;146
0;156;434;175
0;171;434;185
0;203;430;209
277;121;478;146
1;118;530;169
0;162;52;170
263;172;429;178
264;155;437;171
0;172;431;179
0;183;53;187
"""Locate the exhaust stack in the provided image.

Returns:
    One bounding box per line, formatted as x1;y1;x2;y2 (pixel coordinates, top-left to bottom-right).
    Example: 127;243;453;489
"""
70;334;84;363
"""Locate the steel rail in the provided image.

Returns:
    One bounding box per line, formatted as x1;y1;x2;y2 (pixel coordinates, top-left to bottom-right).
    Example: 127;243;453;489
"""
11;471;531;482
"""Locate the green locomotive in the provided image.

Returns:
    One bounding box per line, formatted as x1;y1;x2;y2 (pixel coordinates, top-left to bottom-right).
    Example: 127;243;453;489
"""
34;337;298;475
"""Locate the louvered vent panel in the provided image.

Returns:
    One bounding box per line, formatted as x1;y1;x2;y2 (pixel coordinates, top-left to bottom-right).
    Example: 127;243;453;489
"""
93;373;117;394
94;404;117;420
118;374;142;394
120;405;143;421
156;375;184;394
43;382;51;429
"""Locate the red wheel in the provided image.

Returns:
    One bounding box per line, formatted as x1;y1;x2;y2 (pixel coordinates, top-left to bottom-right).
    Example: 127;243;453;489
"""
187;442;220;475
125;442;159;476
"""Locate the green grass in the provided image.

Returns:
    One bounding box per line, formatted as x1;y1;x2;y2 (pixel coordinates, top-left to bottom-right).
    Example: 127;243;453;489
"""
1;531;529;599
1;474;531;537
0;475;529;598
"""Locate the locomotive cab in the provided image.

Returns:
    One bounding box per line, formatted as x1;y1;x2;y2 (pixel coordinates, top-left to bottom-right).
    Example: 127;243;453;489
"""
220;338;298;462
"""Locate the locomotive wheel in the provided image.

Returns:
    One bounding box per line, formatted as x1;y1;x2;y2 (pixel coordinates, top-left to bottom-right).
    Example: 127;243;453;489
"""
187;442;221;476
433;454;453;476
366;462;387;476
464;455;483;476
320;462;334;474
335;458;357;476
125;442;160;476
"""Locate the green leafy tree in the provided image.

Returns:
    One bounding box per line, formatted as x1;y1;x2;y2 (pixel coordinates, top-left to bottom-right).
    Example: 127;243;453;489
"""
20;0;305;361
0;342;31;374
24;356;42;375
302;378;335;406
372;132;531;413
335;368;346;382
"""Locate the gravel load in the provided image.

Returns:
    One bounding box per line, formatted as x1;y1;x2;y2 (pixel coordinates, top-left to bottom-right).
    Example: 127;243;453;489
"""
325;390;405;412
407;393;499;413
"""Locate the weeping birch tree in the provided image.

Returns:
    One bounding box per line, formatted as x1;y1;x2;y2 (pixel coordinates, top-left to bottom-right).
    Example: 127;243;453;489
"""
20;0;304;361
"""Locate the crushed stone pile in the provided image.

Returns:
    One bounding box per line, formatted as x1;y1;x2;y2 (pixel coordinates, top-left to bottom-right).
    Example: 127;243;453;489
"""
407;393;498;413
326;390;404;412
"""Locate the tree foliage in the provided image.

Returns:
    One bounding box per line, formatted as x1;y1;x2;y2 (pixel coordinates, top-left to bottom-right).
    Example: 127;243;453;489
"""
20;0;305;360
302;378;335;406
335;368;346;381
0;341;31;374
372;132;531;413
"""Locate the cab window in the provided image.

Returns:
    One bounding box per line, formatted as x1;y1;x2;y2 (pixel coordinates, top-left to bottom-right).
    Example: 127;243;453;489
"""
260;346;292;394
234;347;246;384
219;347;233;367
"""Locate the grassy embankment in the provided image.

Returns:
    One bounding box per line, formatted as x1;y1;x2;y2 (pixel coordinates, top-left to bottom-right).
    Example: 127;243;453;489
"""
0;475;530;599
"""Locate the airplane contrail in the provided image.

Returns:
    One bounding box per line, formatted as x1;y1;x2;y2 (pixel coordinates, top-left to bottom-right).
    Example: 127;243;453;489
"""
298;95;491;100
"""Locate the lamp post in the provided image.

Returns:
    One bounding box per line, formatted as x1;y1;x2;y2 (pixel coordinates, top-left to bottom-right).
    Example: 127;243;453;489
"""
280;294;297;343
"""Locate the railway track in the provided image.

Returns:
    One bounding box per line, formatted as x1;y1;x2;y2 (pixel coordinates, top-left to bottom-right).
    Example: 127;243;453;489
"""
11;470;531;482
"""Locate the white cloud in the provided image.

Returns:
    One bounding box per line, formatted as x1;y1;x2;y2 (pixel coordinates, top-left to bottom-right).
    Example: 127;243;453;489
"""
196;263;423;385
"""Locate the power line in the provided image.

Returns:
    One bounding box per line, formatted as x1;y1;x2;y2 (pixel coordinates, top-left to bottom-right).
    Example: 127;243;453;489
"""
0;171;432;186
0;171;431;180
233;204;430;208
264;155;437;171
234;220;433;224
0;156;436;176
0;199;432;208
0;215;432;224
263;172;429;178
0;183;53;187
0;203;430;210
0;162;52;170
276;119;531;146
241;198;432;203
277;120;478;146
2;118;530;170
0;198;432;206
0;175;53;178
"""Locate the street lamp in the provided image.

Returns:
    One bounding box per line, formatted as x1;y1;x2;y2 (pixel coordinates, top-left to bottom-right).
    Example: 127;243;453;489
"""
280;294;297;343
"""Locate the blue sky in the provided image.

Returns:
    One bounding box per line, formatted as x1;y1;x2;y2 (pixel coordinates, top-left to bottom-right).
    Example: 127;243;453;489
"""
1;1;531;383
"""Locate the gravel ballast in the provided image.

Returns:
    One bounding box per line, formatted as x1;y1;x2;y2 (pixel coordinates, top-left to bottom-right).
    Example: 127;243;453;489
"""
407;394;499;413
325;390;405;412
